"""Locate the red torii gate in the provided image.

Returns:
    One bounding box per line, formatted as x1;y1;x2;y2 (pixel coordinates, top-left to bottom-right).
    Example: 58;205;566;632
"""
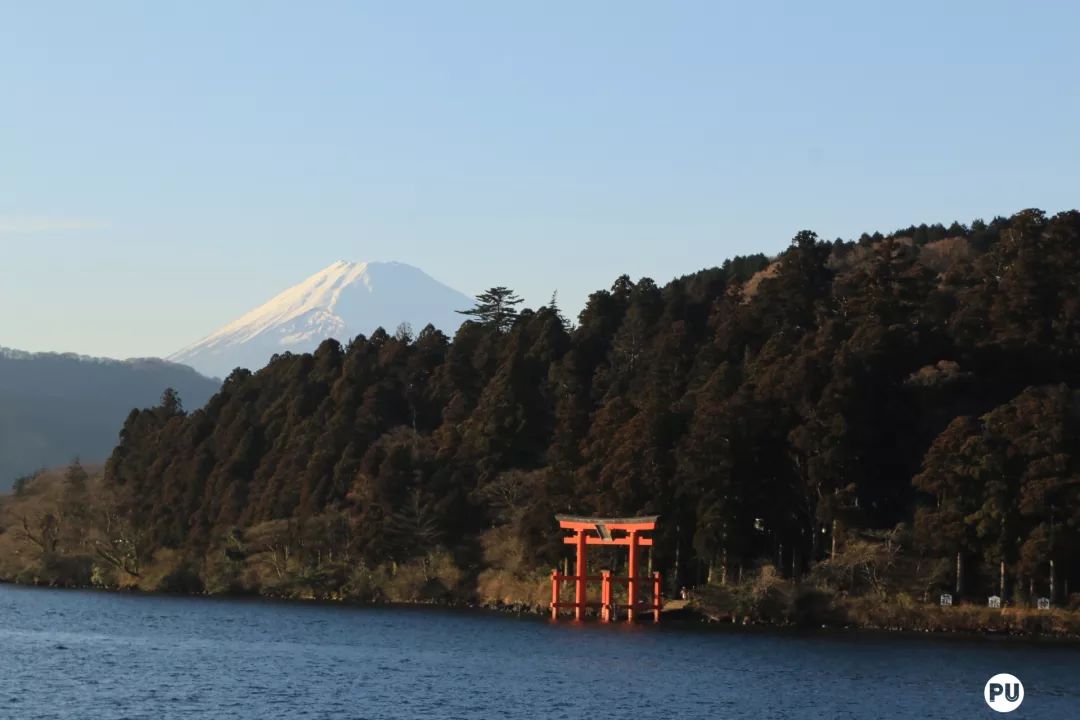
550;514;662;623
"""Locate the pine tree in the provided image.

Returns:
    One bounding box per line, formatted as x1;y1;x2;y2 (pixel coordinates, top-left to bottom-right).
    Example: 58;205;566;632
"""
64;457;89;493
159;387;184;417
457;287;523;332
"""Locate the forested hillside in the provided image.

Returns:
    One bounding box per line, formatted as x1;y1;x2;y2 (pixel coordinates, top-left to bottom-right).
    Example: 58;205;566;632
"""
0;350;218;489
7;209;1080;624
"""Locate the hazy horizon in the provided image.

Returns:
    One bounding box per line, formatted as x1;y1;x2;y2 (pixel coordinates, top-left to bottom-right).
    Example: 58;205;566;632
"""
3;1;1079;359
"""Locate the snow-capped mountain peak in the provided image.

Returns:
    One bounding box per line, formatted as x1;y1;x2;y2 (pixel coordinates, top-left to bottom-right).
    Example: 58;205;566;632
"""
189;260;370;346
168;261;472;378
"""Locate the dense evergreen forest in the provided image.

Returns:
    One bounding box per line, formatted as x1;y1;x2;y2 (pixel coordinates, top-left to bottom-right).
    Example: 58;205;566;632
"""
5;209;1080;629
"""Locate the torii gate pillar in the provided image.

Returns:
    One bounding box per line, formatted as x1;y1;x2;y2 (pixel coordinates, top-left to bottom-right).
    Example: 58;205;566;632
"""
574;526;588;620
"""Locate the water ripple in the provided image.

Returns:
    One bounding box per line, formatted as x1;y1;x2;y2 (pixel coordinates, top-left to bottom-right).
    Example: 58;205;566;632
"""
0;586;1077;719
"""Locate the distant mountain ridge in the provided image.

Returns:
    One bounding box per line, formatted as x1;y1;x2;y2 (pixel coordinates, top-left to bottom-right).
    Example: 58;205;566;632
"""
168;261;472;379
1;346;177;366
0;347;218;489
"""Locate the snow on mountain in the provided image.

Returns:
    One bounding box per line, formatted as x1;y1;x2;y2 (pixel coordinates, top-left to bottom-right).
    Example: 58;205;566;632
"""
168;261;473;378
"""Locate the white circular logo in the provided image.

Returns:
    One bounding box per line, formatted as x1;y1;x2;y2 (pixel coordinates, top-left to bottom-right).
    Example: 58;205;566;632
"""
984;673;1024;713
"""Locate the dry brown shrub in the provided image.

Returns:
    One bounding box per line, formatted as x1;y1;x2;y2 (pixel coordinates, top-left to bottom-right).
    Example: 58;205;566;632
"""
377;549;464;603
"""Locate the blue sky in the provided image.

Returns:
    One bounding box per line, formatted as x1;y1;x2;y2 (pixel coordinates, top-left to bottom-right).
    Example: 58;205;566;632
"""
2;1;1078;359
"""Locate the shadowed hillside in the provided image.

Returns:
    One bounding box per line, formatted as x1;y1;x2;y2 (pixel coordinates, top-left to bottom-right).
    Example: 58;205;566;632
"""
0;349;219;489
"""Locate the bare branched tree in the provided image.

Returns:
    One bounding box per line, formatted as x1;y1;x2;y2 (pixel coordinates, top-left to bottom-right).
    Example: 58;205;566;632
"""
19;512;62;555
91;505;147;578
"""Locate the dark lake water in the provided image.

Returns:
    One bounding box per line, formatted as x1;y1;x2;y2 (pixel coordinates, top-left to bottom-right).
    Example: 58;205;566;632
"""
1;585;1078;719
